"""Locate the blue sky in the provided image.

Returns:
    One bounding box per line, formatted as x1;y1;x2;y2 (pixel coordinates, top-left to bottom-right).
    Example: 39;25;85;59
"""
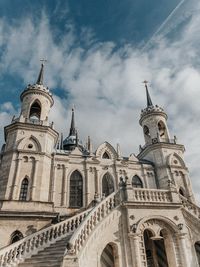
1;0;200;200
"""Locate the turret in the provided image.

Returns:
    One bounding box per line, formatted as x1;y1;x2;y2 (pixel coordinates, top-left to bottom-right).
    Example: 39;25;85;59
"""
140;81;170;146
19;63;53;126
138;81;195;202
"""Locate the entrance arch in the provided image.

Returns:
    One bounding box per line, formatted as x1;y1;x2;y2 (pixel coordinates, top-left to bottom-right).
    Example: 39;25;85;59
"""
144;229;169;267
102;173;114;197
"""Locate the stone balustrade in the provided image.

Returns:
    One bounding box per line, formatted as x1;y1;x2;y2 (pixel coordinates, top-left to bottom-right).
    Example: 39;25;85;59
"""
66;191;120;256
0;209;90;267
127;188;173;203
180;195;200;219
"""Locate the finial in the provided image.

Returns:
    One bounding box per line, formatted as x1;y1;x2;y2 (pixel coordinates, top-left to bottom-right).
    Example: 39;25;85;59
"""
36;59;47;85
60;133;63;150
75;130;78;147
69;107;76;136
143;80;153;107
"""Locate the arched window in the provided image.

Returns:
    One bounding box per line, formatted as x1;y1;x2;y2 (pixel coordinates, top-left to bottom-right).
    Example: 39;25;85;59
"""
144;125;150;137
179;187;185;197
100;244;115;267
10;230;23;244
102;151;110;159
69;170;83;208
195;242;200;266
29;101;41;120
158;121;167;140
19;178;29;201
132;175;143;188
102;173;114;197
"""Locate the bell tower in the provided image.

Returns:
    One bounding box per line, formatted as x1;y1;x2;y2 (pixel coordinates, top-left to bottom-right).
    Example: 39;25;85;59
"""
0;64;58;203
140;81;170;145
138;82;195;202
19;63;54;125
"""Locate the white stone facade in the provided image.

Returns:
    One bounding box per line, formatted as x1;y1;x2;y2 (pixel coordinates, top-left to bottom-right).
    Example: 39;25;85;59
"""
0;65;200;267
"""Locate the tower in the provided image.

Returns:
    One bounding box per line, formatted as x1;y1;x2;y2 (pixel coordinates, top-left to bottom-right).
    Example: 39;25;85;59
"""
138;81;195;202
0;64;58;202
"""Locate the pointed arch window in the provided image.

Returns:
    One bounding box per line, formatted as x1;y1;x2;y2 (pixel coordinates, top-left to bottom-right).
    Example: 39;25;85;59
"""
69;170;83;208
158;121;167;139
19;178;29;201
29;101;41;121
10;230;23;244
102;173;114;197
102;151;110;159
132;175;143;188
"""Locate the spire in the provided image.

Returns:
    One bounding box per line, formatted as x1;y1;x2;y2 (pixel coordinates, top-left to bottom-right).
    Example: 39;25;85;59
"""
143;80;153;107
69;108;76;136
36;63;44;85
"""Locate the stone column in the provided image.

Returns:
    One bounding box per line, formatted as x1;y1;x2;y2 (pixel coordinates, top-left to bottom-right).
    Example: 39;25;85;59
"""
128;233;142;267
30;159;39;201
95;168;100;195
61;166;68;206
51;165;57;203
84;166;89;207
11;157;22;200
176;233;191;267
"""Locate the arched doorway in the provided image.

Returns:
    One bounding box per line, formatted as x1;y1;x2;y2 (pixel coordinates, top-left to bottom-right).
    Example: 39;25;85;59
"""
100;243;119;267
144;229;169;267
195;242;200;266
102;173;114;197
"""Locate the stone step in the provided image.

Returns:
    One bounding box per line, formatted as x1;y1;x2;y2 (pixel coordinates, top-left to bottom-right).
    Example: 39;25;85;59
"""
17;235;71;267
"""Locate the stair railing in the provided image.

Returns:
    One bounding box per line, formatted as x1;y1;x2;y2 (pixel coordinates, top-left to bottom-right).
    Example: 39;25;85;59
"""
0;209;91;267
180;194;200;219
66;190;120;256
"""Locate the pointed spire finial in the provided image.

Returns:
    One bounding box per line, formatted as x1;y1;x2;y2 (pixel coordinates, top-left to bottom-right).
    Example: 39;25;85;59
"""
69;106;76;136
143;80;153;107
36;59;47;85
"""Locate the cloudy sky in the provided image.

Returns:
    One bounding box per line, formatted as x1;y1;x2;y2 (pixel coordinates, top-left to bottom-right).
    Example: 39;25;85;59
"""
0;0;200;200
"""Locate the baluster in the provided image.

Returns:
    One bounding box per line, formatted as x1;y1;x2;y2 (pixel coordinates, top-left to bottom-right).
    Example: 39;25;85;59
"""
101;205;105;218
110;197;114;209
45;230;50;243
54;227;58;240
93;211;97;226
66;221;70;233
3;252;9;266
25;239;31;254
71;220;74;232
58;225;62;237
97;207;101;221
90;216;94;230
62;223;66;235
106;201;110;214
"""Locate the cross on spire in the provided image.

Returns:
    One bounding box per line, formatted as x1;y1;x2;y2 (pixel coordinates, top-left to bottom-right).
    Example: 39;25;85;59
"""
36;59;47;85
142;80;153;107
69;107;76;136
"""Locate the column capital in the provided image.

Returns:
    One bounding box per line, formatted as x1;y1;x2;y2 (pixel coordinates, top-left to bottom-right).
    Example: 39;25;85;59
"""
128;233;141;239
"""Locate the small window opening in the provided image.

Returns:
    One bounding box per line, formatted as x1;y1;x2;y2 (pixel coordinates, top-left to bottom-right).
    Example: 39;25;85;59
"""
132;175;143;188
29;101;41;121
102;152;110;159
10;230;23;244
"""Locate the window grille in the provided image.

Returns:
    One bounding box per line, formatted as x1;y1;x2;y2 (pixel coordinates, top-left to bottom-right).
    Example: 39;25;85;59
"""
69;171;83;208
19;178;29;201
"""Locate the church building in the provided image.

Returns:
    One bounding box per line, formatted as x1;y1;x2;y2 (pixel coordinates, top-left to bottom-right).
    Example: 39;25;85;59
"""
0;64;200;267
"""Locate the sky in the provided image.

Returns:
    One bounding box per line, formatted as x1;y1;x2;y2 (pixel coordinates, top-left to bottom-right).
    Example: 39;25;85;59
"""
0;0;200;200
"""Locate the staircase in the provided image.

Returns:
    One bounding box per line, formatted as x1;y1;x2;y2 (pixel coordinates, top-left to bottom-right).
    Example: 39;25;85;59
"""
0;191;120;267
18;236;70;267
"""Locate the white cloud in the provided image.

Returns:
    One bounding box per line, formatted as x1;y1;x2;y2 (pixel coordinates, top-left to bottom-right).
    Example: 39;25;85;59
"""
0;8;200;200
